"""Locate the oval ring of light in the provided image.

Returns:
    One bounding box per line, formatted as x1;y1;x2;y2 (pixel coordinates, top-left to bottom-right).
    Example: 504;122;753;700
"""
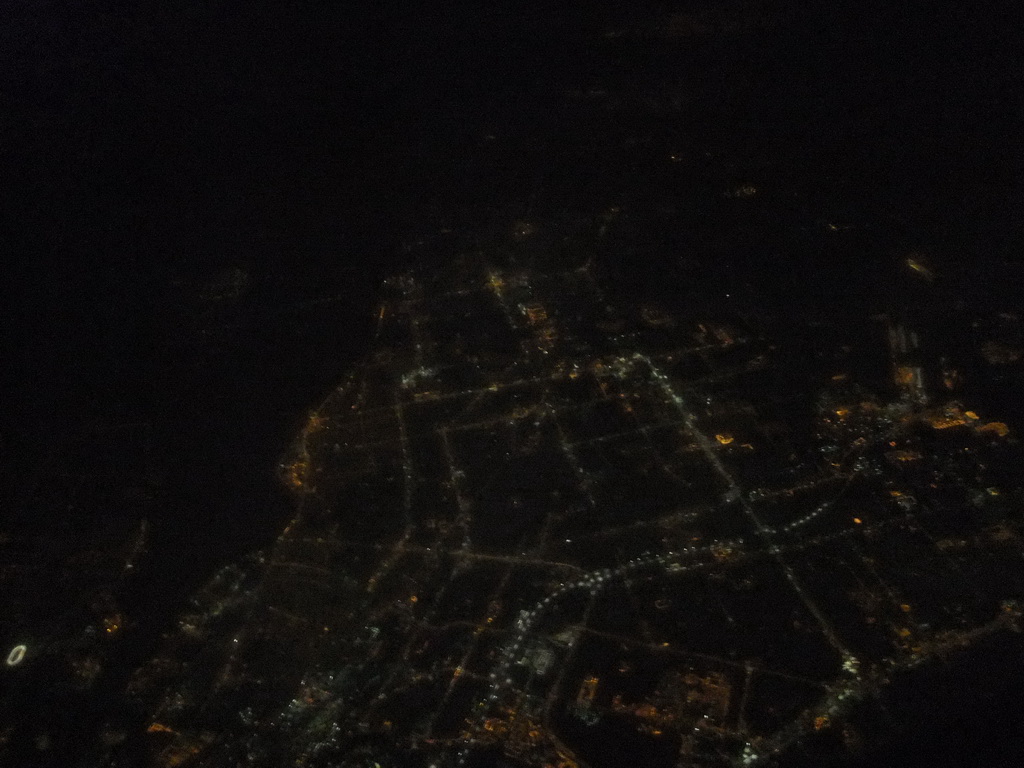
6;645;27;666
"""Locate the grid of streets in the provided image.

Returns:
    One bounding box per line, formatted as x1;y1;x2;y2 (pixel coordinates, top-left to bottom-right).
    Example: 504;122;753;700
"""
132;258;1024;768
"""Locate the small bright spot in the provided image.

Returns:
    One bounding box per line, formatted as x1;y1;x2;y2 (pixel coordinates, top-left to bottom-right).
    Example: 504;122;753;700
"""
6;645;26;666
852;517;863;525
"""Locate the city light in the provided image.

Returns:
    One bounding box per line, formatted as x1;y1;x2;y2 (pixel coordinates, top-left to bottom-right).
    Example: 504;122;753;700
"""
6;644;26;667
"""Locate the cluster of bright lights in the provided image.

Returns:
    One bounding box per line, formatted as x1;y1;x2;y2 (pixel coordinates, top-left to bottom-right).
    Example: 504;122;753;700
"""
455;540;743;765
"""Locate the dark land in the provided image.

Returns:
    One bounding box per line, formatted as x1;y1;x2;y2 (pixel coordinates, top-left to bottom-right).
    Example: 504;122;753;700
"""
2;2;1023;767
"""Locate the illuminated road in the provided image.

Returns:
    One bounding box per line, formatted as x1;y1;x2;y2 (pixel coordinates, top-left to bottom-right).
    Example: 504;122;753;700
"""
453;538;745;765
451;353;871;767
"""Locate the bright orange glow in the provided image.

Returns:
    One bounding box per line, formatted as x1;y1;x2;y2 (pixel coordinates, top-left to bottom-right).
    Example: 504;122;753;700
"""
284;459;308;489
978;422;1010;437
930;416;966;429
